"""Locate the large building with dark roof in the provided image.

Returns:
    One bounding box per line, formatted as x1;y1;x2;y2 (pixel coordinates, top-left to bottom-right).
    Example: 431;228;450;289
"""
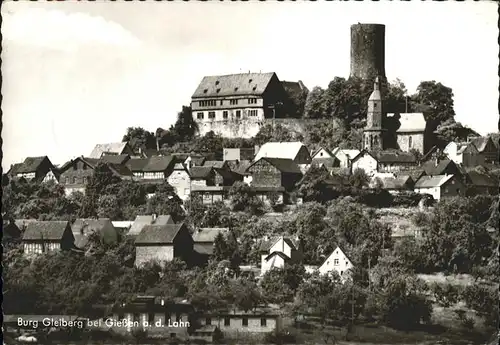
190;72;303;138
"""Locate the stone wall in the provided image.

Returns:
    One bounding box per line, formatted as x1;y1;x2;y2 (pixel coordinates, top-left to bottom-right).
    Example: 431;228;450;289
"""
135;245;174;267
196;118;334;139
397;133;425;154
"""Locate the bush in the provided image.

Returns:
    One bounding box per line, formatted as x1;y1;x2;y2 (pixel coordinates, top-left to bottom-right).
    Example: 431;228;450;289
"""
392;191;427;207
431;282;460;308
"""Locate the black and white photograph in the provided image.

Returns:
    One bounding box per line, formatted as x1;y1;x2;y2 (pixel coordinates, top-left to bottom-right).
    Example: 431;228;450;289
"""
1;1;499;344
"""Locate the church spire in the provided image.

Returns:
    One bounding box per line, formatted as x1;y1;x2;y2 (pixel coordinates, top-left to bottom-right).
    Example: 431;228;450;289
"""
363;76;385;151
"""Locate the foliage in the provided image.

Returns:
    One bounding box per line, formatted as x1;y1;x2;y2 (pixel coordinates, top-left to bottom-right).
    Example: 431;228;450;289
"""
145;182;185;222
213;231;241;269
122;127;156;152
97;194;122;220
228;182;264;215
80;164;122;218
349;168;370;189
297;165;339;204
461;283;499;328
435;120;478;147
260;265;306;306
253;123;304;146
430;282;460;308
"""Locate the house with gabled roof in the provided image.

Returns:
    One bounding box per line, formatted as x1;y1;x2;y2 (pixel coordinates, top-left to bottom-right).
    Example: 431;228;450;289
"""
127;214;175;238
99;154;131;166
247;157;302;190
2;218;22;245
318;246;354;281
22;221;75;255
414;174;466;201
259;236;302;276
71;218;119;249
134;223;193;267
333;149;360;169
167;162;191;200
466;170;498;196
254;142;312;167
350;149;418;176
7;156;57;182
191;72;291;138
370;175;414;194
469;136;498;164
89;142;134;159
386;113;427;154
192;227;230;265
59;156;133;195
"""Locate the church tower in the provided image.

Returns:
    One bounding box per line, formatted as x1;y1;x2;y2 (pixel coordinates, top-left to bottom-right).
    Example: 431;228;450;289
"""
363;76;386;151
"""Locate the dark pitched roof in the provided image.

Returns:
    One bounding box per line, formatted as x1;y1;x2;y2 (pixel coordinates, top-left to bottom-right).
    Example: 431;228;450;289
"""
188;155;208;166
12;156;52;174
108;163;134;178
281;80;309;95
127;158;150;172
23;221;71;241
203;161;226;169
192;228;229;243
135;223;187;244
422;159;456;176
99;154;131;165
265;251;292;262
227;160;252;175
470;137;492;152
467;171;498;187
190;166;214;179
249;157;302;174
192;72;276;98
311;157;338;168
72;218;113;235
143;156;175;172
415;175;456;188
214;168;235;180
372;150;417;164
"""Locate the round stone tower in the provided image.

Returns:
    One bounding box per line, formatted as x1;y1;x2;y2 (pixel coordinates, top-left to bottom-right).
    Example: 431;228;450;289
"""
350;23;386;81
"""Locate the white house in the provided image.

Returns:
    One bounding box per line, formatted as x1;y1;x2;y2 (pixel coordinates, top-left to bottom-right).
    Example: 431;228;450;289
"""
311;147;335;160
260;236;302;276
334;149;361;169
254;142;312;173
318;246;354;281
414;174;466;201
350;150;378;176
443;141;483;167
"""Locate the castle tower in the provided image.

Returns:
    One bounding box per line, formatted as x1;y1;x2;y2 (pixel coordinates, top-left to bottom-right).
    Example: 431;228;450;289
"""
350;24;386;82
363;77;386;151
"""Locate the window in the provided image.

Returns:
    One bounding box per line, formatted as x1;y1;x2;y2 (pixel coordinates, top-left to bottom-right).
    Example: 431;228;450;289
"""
208;111;216;119
334;259;339;266
199;100;216;107
223;111;228;119
260;318;267;327
224;317;230;326
72;177;77;184
197;112;204;119
205;317;211;325
220;100;223;105
408;136;413;149
82;164;87;170
236;110;241;118
230;99;238;105
242;317;248;326
340;271;344;276
73;163;77;171
248;98;257;104
249;110;258;117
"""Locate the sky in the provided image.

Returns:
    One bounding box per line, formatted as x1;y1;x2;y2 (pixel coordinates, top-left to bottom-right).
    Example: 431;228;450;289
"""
1;0;498;170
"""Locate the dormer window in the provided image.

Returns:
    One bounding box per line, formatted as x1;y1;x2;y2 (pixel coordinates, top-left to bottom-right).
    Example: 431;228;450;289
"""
249;79;253;83
203;89;208;94
252;86;257;91
234;87;238;92
216;88;221;93
215;81;220;85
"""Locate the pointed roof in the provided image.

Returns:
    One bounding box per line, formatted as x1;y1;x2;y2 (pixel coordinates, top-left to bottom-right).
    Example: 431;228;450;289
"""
414;174;456;188
192;72;277;98
99;154;131;165
10;156;53;174
23;221;71;241
135;223;188;244
248;157;302;174
319;246;353;269
386;113;426;133
470;136;493;152
254;141;308;162
192;228;229;243
89;142;130;159
368;76;382;101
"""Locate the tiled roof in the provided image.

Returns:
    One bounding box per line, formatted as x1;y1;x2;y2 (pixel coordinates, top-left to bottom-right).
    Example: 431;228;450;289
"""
311;147;335;159
254;141;307;161
422;159;456;176
143;156;175;172
311;157;338;168
203;161;226;169
128;215;155;236
100;154;131;165
373;150;417;164
387;113;426;133
265;251;292;262
249;157;302;174
192;228;229;243
372;175;413;190
470;137;492;152
190;166;214;179
14;219;38;230
415;175;455;188
335;149;360;160
214;168;235;180
126;158;150;172
467;171;498;187
71;218;113;235
192;72;276;98
227;160;252;175
281;80;309;95
107;163;134;178
154;215;175;226
135;223;186;244
12;156;51;174
89;143;129;159
189;155;207;166
23;221;71;241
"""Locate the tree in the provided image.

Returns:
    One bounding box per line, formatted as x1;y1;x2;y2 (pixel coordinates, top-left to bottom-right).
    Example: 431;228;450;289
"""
260;265;306;306
145;182;185;222
412;80;456;133
97;194;122;220
348;168;370;189
122;127;156;152
80;164;122;218
253;123;304;146
430;282;460;308
228;182;264;215
435;119;478;148
461;283;499;328
297;165;339;204
304;86;326;119
172;105;198;140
